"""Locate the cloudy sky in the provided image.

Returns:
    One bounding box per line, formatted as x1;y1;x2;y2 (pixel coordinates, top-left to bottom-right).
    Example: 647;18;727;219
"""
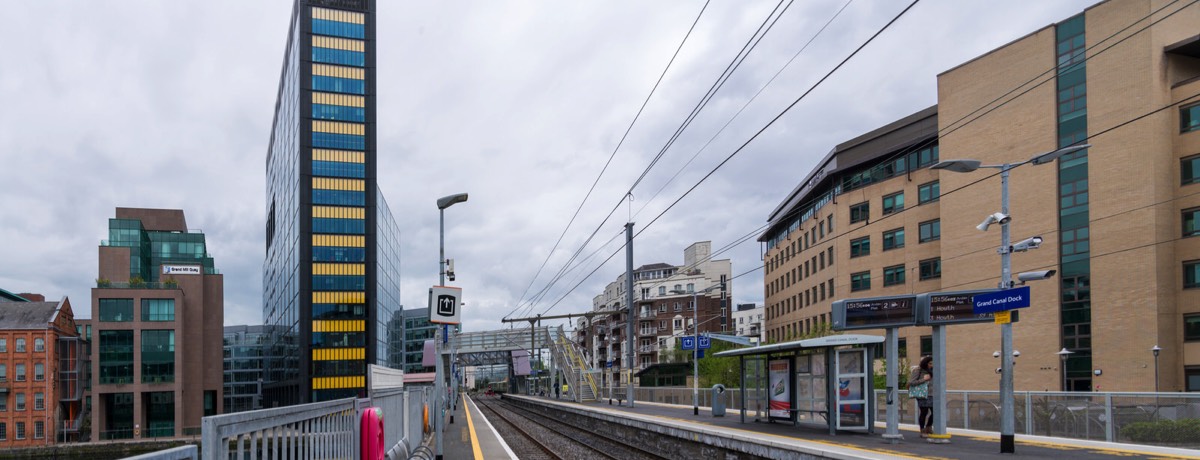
0;0;1096;332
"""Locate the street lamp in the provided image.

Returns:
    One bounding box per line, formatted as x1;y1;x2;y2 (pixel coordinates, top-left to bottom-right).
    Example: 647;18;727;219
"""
671;283;724;416
932;143;1087;454
1056;348;1073;392
1151;345;1161;392
434;193;467;460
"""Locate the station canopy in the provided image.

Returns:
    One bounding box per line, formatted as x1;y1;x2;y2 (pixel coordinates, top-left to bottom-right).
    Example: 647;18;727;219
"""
713;334;883;358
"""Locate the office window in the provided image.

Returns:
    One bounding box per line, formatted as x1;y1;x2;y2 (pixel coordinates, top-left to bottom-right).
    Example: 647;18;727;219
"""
33;363;42;381
15;364;24;382
1183;104;1200;133
141;299;176;321
15;422;23;440
919;181;940;204
99;299;134;322
15;339;24;352
850;202;869;224
1185;208;1200;238
919;258;942;280
882;192;904;214
919;219;941;243
33;421;43;439
1185;314;1200;341
920;335;932;356
99;330;135;384
1188;367;1200;392
829;279;835;298
850;237;870;258
883;265;906;286
882;228;905;250
828;215;834;234
34;393;43;411
1184;155;1200;186
1187;260;1200;289
851;271;871;292
15;393;24;411
33;338;43;352
819;252;825;270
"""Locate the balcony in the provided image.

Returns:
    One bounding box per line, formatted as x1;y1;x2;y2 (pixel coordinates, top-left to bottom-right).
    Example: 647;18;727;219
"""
638;329;657;336
638;344;658;354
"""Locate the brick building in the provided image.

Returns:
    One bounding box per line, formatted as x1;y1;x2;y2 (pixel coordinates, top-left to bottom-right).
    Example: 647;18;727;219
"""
0;295;86;447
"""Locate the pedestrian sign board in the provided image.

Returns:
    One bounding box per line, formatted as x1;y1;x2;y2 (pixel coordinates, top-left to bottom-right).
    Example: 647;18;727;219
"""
972;286;1031;314
681;336;695;350
994;311;1012;324
428;286;463;324
698;335;711;350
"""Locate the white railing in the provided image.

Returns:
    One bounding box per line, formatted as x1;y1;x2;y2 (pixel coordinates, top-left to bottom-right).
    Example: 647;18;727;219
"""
871;389;1200;448
200;387;431;460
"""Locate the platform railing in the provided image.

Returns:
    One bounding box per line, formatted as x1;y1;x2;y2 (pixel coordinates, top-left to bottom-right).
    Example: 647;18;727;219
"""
872;389;1200;448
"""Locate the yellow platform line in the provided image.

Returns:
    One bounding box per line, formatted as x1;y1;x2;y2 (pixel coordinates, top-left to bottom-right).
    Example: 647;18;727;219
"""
465;393;483;460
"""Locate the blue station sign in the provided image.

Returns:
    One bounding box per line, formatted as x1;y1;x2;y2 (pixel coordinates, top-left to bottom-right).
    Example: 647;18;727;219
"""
972;286;1031;314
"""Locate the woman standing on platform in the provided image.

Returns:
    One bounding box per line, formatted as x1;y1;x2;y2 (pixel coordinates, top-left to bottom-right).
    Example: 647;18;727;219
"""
909;356;934;437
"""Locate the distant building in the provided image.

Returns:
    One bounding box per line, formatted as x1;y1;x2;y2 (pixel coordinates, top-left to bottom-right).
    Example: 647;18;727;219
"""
583;241;731;387
0;295;86;446
402;308;435;375
91;207;223;439
223;325;286;413
732;304;763;344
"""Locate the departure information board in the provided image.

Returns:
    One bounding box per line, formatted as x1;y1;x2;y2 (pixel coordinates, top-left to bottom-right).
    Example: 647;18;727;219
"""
832;296;916;331
916;289;1018;325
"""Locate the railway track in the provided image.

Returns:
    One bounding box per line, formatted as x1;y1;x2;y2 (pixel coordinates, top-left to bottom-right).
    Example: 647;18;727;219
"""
475;396;668;460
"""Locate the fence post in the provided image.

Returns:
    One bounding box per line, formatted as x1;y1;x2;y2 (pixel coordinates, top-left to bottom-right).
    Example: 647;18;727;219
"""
1104;393;1113;442
963;392;970;430
1025;392;1032;435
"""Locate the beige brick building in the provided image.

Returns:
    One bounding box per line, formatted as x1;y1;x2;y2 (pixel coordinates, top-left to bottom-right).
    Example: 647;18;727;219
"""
762;0;1200;392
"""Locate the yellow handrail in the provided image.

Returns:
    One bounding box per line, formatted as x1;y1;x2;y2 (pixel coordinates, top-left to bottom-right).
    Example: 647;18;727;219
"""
558;334;599;399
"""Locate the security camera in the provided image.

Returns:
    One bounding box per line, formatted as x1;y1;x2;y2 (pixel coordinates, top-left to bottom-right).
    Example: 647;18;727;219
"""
1011;236;1043;252
1017;270;1057;284
1013;350;1021;358
977;212;1012;231
993;351;1001;358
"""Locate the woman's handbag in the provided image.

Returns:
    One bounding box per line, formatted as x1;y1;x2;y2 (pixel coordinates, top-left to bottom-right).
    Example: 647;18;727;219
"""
910;382;929;399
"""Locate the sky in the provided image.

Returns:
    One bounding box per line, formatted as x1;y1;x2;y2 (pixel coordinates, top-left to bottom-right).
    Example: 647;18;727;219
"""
0;0;1098;333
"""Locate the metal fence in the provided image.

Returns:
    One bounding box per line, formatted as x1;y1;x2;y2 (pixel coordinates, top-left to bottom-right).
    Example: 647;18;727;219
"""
872;390;1200;448
199;387;431;460
610;386;768;415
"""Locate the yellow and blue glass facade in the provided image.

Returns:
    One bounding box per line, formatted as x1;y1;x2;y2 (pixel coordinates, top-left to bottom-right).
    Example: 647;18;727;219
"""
264;0;400;405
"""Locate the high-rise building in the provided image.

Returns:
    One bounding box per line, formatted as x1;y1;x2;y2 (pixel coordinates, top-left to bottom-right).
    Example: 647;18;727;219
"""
0;295;86;446
761;0;1200;392
263;0;402;405
91;207;223;439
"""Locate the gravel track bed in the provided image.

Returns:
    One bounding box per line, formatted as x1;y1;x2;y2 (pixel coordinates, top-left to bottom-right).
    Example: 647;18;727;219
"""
480;397;668;460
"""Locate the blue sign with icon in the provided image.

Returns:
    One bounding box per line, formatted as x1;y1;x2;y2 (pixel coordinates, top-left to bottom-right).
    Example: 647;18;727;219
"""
698;335;711;349
681;336;695;350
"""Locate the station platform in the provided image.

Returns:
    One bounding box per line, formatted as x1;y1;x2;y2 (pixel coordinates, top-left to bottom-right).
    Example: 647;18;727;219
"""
495;394;1200;460
439;392;517;460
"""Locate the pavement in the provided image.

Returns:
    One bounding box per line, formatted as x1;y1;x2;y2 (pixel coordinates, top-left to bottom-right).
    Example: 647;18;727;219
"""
439;392;517;460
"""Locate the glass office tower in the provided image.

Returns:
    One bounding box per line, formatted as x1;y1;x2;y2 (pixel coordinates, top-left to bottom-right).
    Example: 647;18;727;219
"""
263;0;401;405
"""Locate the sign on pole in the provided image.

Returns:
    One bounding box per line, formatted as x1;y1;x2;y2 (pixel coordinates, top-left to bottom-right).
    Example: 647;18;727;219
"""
994;311;1012;324
972;286;1031;314
831;296;917;331
681;336;695;351
429;286;462;324
698;335;711;350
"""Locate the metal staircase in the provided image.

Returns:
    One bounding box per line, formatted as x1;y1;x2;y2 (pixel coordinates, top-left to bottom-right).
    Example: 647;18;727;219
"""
551;326;600;402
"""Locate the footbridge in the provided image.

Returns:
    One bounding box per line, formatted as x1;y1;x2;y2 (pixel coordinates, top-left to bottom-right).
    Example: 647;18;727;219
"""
448;325;601;403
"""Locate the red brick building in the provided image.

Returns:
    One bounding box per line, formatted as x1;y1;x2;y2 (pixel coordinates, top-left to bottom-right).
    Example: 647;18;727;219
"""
0;295;86;447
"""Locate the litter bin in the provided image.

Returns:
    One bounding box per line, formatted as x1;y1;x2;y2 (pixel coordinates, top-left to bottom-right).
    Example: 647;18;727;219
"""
711;384;727;417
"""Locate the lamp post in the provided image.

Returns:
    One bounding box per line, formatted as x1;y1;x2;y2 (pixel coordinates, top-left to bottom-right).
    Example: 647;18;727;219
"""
1056;348;1073;392
672;283;724;416
1151;345;1161;392
933;143;1088;454
434;193;467;460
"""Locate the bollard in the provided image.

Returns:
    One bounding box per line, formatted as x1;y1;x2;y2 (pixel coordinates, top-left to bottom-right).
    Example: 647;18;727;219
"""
361;407;385;460
711;384;727;417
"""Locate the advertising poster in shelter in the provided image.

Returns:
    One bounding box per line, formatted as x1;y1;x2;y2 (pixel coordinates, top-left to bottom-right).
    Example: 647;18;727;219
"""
769;359;791;418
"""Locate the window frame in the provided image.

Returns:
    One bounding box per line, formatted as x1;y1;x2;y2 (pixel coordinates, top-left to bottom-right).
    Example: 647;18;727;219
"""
1182;103;1200;133
1184;154;1200;186
883;265;906;287
918;180;940;204
33;338;43;352
919;258;942;281
850;271;871;292
882;228;905;251
1185;314;1200;342
850;236;870;258
1185;207;1200;238
849;202;869;224
882;192;905;215
1187;260;1200;289
919;219;941;243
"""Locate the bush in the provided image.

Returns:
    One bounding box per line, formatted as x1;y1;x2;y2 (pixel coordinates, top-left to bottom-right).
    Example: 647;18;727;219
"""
1122;418;1200;444
96;278;111;288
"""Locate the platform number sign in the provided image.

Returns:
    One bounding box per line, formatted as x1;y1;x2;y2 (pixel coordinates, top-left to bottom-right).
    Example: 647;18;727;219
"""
429;286;463;325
